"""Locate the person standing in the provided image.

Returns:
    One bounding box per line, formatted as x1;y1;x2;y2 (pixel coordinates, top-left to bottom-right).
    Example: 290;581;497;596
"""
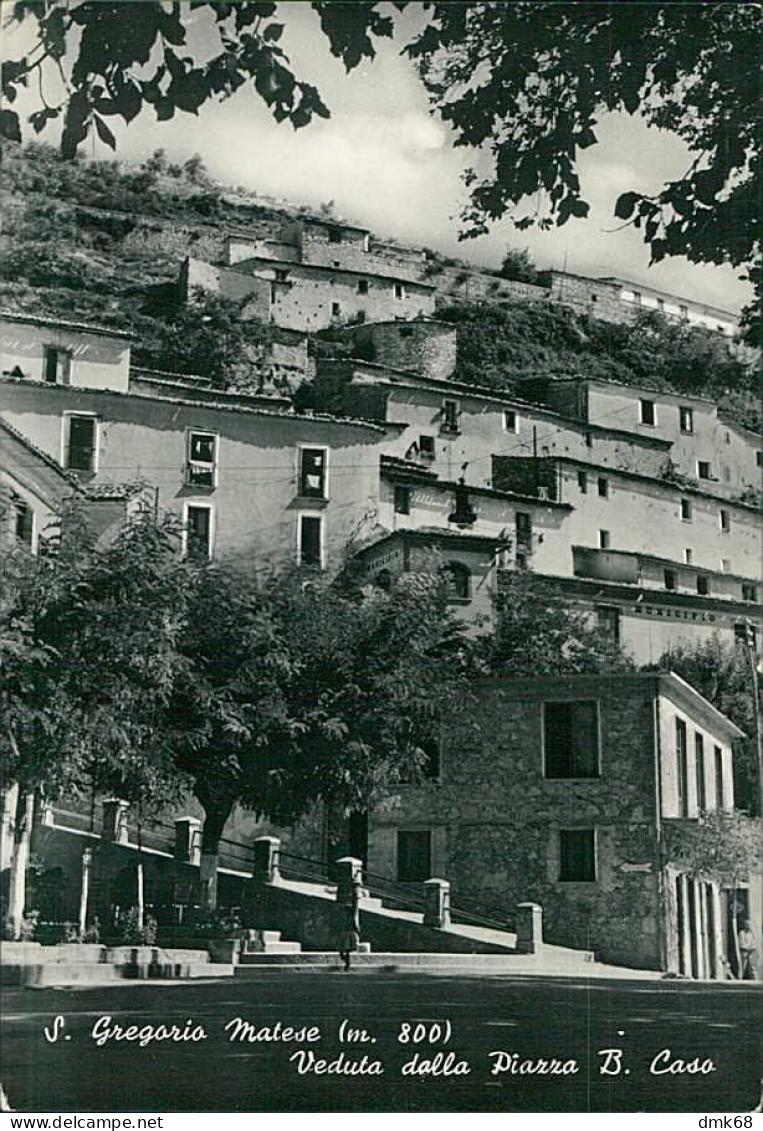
337;875;362;971
737;921;758;980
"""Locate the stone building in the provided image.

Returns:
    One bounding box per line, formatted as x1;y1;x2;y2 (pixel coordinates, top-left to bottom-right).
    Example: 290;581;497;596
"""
367;672;754;974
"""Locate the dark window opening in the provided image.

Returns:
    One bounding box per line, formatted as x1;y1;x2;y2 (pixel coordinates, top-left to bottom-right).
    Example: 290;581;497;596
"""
559;829;596;882
44;346;72;385
695;734;706;812
640;399;656;425
696;575;710;596
735;622;757;650
516;511;532;549
679;406;694;434
397;830;432;883
186;505;211;561
596;606;620;645
714;746;724;809
449;483;477;526
441;399;459;434
742;584;758;603
577;470;588;493
13;498;33;545
327;227;342;244
597;477;609;498
331;302;341;317
543;700;600;779
394;283;405;299
299;447;327;499
65;415;96;472
676;718;688;817
664;569;677;591
697;460;712;480
504;410;517;432
393;484;411;515
720;510;731;533
418;435;436;459
585;432;593;448
441;560;471;600
187;431;216;487
299;515;322;567
599;529;610;549
357;279;369;295
681;499;693;521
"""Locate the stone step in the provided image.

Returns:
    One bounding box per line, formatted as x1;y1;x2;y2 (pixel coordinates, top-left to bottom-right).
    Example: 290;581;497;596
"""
236;950;594;969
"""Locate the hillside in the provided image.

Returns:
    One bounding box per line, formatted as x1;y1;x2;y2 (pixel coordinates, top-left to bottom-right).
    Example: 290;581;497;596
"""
1;142;759;430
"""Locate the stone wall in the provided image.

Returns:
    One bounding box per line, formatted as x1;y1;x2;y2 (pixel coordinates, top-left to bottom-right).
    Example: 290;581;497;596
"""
368;677;667;969
343;321;458;380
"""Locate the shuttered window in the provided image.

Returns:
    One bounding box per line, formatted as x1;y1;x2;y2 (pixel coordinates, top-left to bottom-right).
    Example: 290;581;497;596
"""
544;701;600;778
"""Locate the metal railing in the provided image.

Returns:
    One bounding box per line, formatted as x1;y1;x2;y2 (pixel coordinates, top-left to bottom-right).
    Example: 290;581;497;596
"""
279;850;336;887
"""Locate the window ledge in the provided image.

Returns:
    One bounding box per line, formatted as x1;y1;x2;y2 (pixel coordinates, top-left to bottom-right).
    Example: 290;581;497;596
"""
293;495;329;509
544;776;601;783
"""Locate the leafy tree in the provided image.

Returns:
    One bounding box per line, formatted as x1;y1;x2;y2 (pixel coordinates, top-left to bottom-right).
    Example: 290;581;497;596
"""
652;636;760;816
0;509;193;937
662;808;762;976
2;3;757;328
486;571;634;676
498;247;542;286
170;566;477;906
142;289;266;389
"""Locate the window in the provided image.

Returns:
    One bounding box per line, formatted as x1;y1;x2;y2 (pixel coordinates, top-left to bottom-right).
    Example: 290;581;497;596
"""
503;409;518;433
676;719;688;817
13;497;33;546
516;511;532;549
331;302;341;318
596;605;620;645
695;734;706;812
679;305;688;321
597;477;609;498
298;447;328;499
186;431;217;488
633;291;642;305
742;584;758;602
449;483;476;526
585;432;593;449
418;434;436;459
375;568;393;591
697;460;712;480
721;559;731;574
640;399;656;425
757;451;762;468
680;499;693;521
64;414;97;472
577;470;588;493
720;509;731;533
419;738;441;781
664;569;677;592
685;549;693;565
679;406;694;434
394;283;405;300
559;829;596;882
327;226;342;244
714;747;724;809
357;279;369;295
274;268;290;283
397;830;432;882
299;515;323;568
599;530;610;549
543;700;599;779
656;297;665;311
735;621;757;649
185;504;213;561
44;346;72;385
393;484;411;515
441;560;471;601
696;575;710;596
441;399;459;434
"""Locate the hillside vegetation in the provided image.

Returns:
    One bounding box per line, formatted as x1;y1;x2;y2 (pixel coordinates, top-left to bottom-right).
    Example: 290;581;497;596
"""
1;143;759;430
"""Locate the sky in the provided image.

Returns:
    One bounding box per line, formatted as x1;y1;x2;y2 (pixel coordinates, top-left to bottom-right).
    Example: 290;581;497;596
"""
3;1;751;315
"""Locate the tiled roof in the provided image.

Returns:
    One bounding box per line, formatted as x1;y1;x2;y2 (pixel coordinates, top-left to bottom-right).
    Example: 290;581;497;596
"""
0;309;134;341
0;416;81;487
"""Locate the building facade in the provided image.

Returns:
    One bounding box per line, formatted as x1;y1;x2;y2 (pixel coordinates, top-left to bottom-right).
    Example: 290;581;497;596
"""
367;673;753;974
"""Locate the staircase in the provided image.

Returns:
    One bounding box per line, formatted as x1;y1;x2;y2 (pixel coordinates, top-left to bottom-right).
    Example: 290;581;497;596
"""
0;942;235;987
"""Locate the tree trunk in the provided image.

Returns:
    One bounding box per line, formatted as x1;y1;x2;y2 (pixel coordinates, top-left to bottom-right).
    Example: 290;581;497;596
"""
6;790;35;940
730;883;742;978
199;801;234;913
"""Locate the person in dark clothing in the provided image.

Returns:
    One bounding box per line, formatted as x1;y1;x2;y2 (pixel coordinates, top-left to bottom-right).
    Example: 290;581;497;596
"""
337;876;361;971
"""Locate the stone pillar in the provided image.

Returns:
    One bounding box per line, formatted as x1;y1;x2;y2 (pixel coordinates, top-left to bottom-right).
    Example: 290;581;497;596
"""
709;883;725;980
102;799;130;845
78;848;92;937
515;902;544;954
253;836;281;884
174;817;201;866
678;873;692;976
335;856;363;903
692;877;705;979
423;878;450;928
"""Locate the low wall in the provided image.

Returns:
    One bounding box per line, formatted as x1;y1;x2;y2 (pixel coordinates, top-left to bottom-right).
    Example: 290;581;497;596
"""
242;881;511;954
